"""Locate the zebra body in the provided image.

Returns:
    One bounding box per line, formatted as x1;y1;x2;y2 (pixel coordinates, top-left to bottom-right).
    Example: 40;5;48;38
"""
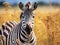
0;21;18;45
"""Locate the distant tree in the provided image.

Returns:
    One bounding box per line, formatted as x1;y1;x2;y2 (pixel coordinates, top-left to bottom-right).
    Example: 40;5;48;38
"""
51;2;60;6
3;2;12;11
3;2;11;8
38;1;48;6
0;1;4;6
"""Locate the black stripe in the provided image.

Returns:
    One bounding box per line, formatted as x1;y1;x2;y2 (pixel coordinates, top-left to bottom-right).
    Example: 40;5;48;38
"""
6;37;7;45
6;22;13;28
9;22;15;26
3;32;8;37
20;13;24;18
2;25;5;30
25;24;32;35
6;37;8;45
17;30;18;39
22;30;26;35
6;27;10;32
0;29;2;35
20;37;25;43
30;38;34;43
21;33;28;39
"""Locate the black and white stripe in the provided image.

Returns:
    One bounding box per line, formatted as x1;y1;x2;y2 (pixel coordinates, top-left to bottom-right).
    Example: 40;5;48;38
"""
20;26;36;45
0;21;18;45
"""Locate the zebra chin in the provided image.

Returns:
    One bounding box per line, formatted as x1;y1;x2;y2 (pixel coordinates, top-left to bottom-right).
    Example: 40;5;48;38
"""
25;24;32;35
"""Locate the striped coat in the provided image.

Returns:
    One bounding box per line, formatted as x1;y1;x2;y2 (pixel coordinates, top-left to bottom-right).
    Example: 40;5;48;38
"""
0;21;18;45
0;21;36;45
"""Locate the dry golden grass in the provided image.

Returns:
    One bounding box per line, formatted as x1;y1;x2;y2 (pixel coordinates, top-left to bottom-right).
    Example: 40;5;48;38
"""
0;6;60;45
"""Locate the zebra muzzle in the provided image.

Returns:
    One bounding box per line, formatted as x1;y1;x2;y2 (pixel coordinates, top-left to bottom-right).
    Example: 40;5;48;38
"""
25;24;32;35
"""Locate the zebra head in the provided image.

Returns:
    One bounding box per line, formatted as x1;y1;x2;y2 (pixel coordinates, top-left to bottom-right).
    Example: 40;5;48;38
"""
19;2;38;34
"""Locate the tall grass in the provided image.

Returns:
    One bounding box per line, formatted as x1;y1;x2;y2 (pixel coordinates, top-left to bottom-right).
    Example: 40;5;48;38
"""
0;6;60;45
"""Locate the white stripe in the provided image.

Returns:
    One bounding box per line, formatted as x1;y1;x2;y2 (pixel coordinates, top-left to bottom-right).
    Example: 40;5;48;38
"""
4;30;9;36
21;31;28;38
2;23;6;26
20;34;27;42
6;26;11;32
31;31;36;44
21;27;27;35
13;21;18;25
30;32;33;41
6;21;14;28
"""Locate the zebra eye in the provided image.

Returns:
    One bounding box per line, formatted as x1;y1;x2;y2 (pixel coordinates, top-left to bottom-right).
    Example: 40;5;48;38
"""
22;21;25;24
22;24;26;28
22;15;25;18
20;14;25;19
32;22;34;24
32;14;34;18
22;16;24;18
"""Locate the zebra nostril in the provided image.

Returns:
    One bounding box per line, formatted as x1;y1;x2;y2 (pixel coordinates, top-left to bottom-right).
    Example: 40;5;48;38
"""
26;24;32;30
33;16;34;18
22;21;25;23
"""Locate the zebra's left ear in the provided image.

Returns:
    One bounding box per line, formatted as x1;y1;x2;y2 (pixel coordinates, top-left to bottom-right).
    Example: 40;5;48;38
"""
19;2;24;10
32;2;38;11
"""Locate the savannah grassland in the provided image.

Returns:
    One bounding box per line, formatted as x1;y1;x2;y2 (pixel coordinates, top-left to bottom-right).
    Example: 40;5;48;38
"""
0;5;60;45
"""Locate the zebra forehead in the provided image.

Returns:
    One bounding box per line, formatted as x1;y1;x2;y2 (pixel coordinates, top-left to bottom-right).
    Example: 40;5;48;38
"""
21;12;34;16
21;8;33;14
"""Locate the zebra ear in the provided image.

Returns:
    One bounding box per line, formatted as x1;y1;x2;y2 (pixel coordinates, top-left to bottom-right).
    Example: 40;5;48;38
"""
32;2;38;11
19;2;24;10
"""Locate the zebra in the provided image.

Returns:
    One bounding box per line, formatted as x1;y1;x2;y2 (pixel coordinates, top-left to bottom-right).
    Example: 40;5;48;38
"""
0;2;38;45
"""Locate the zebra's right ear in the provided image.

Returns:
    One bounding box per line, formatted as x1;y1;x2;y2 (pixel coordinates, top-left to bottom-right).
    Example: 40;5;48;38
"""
19;2;24;10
